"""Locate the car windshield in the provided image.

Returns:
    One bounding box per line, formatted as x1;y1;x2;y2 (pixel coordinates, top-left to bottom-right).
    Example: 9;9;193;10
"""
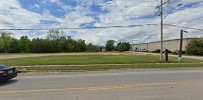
0;65;8;69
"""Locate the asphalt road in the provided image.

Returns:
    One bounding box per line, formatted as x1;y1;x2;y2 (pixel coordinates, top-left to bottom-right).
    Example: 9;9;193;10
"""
1;69;203;100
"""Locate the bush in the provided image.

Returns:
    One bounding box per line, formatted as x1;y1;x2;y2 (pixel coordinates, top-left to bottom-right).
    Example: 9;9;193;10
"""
186;38;203;56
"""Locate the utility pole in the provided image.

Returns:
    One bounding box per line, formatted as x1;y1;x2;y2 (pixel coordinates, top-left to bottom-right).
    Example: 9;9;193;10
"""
156;0;183;61
178;30;188;62
160;0;164;61
178;30;183;62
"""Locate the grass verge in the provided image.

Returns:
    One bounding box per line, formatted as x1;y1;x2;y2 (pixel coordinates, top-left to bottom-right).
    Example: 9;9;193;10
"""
0;55;202;72
0;55;202;66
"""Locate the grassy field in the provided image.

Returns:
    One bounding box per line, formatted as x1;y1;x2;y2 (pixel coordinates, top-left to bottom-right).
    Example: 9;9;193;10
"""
0;55;203;72
0;55;202;66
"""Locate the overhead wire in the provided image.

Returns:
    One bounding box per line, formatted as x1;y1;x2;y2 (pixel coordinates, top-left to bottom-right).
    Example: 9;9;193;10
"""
164;24;203;31
0;1;202;32
0;24;159;31
0;23;202;32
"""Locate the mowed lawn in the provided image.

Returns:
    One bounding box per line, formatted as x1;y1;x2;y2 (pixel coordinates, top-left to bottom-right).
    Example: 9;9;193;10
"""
0;55;202;66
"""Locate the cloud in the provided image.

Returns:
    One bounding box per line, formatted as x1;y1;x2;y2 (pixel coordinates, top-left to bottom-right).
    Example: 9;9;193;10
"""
0;0;202;45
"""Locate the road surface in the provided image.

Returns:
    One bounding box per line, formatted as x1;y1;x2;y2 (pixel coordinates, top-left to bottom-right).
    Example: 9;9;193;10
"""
1;69;203;100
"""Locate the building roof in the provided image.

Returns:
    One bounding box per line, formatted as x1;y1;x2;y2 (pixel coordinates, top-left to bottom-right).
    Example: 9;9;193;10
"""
132;38;198;45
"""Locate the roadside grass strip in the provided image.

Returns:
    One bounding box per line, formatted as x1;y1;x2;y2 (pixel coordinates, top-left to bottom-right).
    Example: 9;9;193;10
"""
14;63;203;72
0;55;202;72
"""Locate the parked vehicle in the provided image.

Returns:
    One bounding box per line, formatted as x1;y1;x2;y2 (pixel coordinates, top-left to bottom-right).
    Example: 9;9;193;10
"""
136;48;148;52
172;50;186;55
142;49;148;52
163;49;172;53
153;49;160;53
136;48;142;52
0;65;18;82
153;49;172;53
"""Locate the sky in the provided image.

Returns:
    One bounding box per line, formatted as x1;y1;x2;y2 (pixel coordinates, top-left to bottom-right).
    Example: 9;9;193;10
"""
0;0;203;45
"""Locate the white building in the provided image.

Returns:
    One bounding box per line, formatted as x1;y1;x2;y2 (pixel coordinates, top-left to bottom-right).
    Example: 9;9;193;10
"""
132;38;194;52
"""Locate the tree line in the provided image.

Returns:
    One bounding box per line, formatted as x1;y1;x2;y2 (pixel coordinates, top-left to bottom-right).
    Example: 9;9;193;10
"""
105;40;131;52
0;30;131;53
186;37;203;56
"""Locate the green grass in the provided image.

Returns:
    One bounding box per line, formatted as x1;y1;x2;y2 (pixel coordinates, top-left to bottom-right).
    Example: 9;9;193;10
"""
0;55;202;66
0;55;203;72
2;55;156;66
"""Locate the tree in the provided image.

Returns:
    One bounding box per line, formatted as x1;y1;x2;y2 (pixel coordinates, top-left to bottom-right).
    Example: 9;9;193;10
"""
47;30;65;40
0;32;12;53
76;39;87;52
86;43;101;52
58;37;67;52
186;38;203;55
29;38;45;53
8;38;20;53
0;31;103;53
105;40;115;51
66;43;74;52
42;39;56;53
116;42;131;52
72;40;81;52
47;30;64;52
19;36;31;53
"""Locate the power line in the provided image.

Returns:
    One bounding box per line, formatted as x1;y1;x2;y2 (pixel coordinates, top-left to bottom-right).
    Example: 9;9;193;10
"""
22;0;157;3
0;24;159;31
20;0;159;8
164;24;203;31
1;23;202;32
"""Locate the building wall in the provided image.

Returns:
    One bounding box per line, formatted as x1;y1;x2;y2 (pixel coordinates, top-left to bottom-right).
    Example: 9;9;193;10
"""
132;38;192;52
131;43;148;51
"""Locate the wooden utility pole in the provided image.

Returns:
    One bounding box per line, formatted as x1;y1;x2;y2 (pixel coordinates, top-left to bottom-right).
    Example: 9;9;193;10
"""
178;30;184;62
160;0;164;61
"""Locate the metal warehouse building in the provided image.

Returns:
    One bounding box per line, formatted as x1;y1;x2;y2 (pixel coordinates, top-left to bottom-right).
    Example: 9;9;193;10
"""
132;38;194;52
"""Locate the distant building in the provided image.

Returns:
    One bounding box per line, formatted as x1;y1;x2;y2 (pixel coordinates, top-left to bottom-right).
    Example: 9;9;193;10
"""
132;38;195;52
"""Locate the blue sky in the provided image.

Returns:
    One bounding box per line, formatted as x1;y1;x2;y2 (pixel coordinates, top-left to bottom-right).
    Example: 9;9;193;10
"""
0;0;203;45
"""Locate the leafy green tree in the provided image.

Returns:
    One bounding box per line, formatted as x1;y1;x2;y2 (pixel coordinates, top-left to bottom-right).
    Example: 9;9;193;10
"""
42;39;56;53
71;40;81;52
0;32;12;53
105;40;115;51
47;30;65;40
66;43;74;52
29;38;45;53
19;36;31;53
86;43;101;52
58;37;67;52
8;38;20;53
76;39;87;52
0;31;103;53
116;42;131;52
186;38;203;55
73;44;81;52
